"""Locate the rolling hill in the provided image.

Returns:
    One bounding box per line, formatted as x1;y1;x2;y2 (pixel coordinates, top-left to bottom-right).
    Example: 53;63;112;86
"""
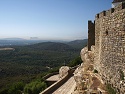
26;42;76;51
0;40;87;92
66;39;88;49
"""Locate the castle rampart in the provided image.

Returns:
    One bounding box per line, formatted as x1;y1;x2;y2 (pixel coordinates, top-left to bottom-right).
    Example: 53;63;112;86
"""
91;2;125;94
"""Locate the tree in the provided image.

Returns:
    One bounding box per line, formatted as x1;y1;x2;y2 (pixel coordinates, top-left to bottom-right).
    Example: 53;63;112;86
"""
24;80;47;94
8;82;25;94
68;56;82;67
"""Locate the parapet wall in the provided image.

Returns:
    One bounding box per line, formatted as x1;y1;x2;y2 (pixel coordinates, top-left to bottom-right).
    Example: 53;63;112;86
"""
40;68;75;94
95;2;125;19
94;2;125;94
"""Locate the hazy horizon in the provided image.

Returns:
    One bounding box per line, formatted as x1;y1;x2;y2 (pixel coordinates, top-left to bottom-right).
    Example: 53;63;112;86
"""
0;0;112;40
0;37;87;41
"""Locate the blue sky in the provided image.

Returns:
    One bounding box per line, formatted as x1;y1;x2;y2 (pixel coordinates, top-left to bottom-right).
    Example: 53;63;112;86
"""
0;0;113;40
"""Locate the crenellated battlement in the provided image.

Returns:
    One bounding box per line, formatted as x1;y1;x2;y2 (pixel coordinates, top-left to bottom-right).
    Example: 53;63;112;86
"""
96;2;125;19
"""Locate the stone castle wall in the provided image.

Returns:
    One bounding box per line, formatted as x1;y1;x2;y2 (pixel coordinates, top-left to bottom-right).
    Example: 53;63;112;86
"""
88;21;95;51
92;2;125;94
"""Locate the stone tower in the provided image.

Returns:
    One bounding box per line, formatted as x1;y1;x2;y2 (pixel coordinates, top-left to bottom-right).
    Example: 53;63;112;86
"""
88;21;95;51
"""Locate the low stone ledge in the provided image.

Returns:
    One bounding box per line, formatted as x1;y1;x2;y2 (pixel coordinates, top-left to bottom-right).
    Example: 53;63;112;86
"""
40;68;75;94
40;74;69;94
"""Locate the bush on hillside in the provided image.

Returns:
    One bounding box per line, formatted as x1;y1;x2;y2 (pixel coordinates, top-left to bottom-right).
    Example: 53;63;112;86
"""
0;88;8;94
8;82;25;94
68;56;82;67
24;80;47;94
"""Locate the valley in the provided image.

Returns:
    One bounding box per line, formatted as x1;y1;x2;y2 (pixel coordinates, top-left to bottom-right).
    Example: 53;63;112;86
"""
0;39;87;93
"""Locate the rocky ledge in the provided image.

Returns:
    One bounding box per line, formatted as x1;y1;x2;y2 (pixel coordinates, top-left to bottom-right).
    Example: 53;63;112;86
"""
72;46;108;94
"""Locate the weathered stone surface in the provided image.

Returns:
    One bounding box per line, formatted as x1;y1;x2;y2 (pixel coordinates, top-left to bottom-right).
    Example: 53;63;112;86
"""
59;66;69;79
94;2;125;94
77;2;125;94
73;47;107;94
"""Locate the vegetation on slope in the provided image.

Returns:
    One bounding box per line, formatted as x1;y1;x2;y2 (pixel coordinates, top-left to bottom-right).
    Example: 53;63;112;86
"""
0;56;83;94
0;42;78;78
24;80;47;94
0;40;87;94
66;39;87;49
68;56;82;67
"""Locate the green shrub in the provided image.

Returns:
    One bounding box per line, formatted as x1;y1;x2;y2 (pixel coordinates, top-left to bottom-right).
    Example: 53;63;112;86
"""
106;84;116;94
24;81;47;94
68;56;82;67
8;82;25;94
0;88;8;94
48;66;60;73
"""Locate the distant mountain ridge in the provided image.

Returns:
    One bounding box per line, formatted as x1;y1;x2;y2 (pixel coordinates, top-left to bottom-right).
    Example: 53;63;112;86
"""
66;39;87;49
1;38;26;40
25;39;88;51
26;42;76;51
0;39;88;48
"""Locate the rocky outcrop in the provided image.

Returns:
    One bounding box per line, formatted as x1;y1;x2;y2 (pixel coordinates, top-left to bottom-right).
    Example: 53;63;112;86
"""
72;46;107;94
59;66;70;79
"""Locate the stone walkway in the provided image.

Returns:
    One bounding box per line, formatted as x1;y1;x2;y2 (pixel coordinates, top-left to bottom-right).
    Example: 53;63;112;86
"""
46;74;59;81
52;76;76;94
